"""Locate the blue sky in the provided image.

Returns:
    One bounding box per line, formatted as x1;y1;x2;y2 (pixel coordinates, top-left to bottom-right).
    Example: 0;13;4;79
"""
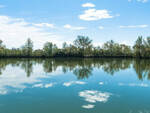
0;0;150;49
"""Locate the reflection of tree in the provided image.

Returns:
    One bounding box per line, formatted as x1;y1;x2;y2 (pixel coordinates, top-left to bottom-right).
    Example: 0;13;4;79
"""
0;58;150;80
21;59;33;77
43;59;53;73
133;59;150;80
102;59;131;75
62;67;68;74
73;66;93;80
0;59;20;76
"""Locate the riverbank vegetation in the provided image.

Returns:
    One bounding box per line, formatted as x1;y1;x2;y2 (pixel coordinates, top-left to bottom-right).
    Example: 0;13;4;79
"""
0;36;150;58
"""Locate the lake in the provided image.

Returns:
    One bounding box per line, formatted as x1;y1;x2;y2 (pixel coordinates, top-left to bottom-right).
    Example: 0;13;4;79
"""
0;58;150;113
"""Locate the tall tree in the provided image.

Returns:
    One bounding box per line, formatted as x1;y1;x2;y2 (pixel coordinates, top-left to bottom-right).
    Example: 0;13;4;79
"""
22;38;33;57
74;36;93;56
43;42;53;57
133;36;144;58
103;40;115;56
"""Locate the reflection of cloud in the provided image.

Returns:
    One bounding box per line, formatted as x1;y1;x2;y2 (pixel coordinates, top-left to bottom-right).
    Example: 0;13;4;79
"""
99;82;104;85
0;65;61;95
82;104;95;109
118;83;149;87
79;90;111;103
63;81;86;87
0;89;7;95
129;83;149;87
45;83;54;88
118;83;124;86
32;83;55;88
138;110;150;113
32;83;43;88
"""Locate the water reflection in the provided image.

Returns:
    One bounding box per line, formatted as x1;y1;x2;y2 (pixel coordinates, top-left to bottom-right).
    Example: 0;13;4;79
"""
0;58;150;80
0;58;150;113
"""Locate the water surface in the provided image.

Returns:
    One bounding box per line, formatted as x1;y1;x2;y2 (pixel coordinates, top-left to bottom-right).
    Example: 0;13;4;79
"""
0;58;150;113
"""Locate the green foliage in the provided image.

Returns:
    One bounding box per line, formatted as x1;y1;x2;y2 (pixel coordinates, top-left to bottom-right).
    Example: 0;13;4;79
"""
0;35;150;58
74;36;93;56
22;38;33;57
43;42;58;57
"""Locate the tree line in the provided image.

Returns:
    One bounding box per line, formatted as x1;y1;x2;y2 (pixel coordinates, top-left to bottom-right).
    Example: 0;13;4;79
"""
0;35;150;58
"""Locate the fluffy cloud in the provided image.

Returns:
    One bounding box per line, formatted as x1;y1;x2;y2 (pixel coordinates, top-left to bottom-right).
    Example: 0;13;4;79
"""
128;0;148;3
33;23;55;28
63;24;86;30
82;3;95;8
120;25;148;28
63;81;86;87
0;15;64;49
79;9;113;21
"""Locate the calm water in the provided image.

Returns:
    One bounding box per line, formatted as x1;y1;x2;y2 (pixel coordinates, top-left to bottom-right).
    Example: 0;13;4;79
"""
0;58;150;113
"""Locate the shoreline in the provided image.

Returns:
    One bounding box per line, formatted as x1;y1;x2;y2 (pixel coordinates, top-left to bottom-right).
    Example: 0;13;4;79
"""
0;56;149;59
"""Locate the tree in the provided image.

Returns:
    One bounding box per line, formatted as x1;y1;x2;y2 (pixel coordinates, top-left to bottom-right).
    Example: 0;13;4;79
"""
0;40;6;57
143;37;150;57
62;42;68;49
43;42;58;57
22;38;33;57
133;36;144;58
103;40;115;56
0;40;5;49
120;44;132;57
74;36;93;56
43;42;53;57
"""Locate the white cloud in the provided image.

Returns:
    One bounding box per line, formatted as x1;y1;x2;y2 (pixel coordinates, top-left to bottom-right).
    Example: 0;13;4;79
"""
63;81;86;87
0;15;65;49
79;90;111;103
98;26;104;30
33;23;55;28
128;0;148;3
120;25;148;28
82;3;95;8
82;104;95;109
79;9;113;21
63;24;86;30
0;5;5;8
